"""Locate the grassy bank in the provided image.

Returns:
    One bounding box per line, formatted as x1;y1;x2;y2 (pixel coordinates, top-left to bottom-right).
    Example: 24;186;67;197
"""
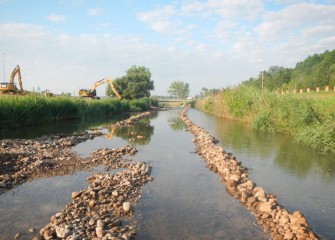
0;95;152;129
196;85;335;153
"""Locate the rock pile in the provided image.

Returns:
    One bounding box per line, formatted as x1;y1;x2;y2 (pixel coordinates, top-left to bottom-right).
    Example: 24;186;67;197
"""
90;145;138;170
0;110;153;193
179;108;319;240
38;161;152;240
0;132;100;191
111;112;151;128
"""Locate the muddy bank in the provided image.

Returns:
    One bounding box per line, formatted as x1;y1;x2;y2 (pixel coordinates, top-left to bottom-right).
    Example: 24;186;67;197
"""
179;108;319;240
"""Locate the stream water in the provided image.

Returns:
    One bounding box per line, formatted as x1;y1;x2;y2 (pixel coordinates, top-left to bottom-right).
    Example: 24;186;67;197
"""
0;108;334;239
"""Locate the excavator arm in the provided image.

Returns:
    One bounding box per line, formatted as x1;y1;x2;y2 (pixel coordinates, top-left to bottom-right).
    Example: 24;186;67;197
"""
79;77;121;99
89;78;110;94
9;65;24;94
108;79;122;100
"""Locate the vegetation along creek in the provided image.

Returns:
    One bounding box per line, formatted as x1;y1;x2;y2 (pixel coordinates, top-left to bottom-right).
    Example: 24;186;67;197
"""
2;2;335;239
0;108;334;239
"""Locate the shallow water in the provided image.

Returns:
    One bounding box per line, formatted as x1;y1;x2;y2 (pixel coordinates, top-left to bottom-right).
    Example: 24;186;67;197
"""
130;110;267;239
188;109;335;240
0;108;334;239
0;165;120;239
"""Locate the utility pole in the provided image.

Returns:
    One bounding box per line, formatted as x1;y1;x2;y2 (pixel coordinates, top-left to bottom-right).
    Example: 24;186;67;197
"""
2;52;5;82
261;70;264;93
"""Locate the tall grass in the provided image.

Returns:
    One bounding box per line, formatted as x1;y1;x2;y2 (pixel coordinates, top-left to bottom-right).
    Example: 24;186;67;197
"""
295;118;335;153
0;95;151;129
196;86;335;153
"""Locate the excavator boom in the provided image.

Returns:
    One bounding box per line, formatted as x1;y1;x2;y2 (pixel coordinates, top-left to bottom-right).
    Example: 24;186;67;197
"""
79;77;121;99
108;80;122;100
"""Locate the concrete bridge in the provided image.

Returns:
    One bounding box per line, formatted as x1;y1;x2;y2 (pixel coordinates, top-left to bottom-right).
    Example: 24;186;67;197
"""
157;98;193;107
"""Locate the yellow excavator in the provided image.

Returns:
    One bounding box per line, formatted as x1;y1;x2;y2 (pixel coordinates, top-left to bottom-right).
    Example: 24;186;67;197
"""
41;89;54;97
79;77;121;99
0;65;25;95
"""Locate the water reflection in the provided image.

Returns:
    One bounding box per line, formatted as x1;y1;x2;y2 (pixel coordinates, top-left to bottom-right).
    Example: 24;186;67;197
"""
167;116;185;131
188;109;335;239
0;113;130;139
113;118;154;146
83;112;158;146
210;117;335;179
275;142;335;179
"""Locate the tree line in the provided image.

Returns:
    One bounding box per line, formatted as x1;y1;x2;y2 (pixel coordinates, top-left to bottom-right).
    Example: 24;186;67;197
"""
242;49;335;92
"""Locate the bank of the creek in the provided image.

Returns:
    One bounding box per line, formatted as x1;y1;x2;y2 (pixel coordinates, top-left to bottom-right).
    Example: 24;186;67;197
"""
0;108;334;239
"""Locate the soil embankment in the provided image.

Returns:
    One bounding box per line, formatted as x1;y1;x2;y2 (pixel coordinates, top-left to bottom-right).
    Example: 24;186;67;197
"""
179;107;319;240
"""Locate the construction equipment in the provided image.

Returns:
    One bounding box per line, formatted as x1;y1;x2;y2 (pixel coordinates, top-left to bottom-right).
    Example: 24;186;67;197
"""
0;65;25;95
41;89;54;97
79;77;121;99
104;127;115;140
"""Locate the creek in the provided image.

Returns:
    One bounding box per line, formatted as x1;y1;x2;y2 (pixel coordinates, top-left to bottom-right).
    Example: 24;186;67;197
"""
0;108;334;239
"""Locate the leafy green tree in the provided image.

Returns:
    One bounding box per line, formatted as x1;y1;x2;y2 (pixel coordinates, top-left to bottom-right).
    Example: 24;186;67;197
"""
198;87;220;98
168;81;190;99
106;65;154;99
241;49;335;91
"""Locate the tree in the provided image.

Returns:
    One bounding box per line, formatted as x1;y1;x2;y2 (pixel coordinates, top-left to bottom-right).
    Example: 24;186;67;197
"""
199;87;220;98
106;65;154;99
240;49;335;91
168;81;190;99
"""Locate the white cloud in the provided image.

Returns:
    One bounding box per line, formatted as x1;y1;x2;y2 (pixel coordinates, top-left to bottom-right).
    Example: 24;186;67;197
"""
87;8;102;16
0;22;257;96
181;1;208;15
208;0;264;19
46;14;67;23
2;1;334;96
256;3;335;40
137;6;178;34
214;19;238;41
301;25;335;39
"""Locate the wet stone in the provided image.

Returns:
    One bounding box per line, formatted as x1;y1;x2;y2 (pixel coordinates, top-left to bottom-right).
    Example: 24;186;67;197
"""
179;108;319;240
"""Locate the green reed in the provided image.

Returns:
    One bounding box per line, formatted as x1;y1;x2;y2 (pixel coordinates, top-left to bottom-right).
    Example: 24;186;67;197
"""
0;95;151;128
196;86;335;153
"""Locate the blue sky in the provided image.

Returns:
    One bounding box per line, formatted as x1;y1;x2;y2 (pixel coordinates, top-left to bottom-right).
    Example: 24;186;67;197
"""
1;0;335;96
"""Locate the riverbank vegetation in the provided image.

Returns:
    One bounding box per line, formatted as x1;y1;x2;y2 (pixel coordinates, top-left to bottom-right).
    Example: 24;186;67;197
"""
0;95;152;129
196;49;335;153
196;85;335;153
242;49;335;92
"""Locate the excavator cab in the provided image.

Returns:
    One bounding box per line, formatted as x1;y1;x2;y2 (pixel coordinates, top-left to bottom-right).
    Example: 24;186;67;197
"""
41;89;54;97
79;89;97;98
0;82;17;94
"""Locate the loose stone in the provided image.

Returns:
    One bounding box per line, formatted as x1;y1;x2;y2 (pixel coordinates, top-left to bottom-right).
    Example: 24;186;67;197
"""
179;107;319;240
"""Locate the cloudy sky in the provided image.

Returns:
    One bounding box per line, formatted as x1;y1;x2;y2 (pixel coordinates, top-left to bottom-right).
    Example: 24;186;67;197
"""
0;0;334;97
